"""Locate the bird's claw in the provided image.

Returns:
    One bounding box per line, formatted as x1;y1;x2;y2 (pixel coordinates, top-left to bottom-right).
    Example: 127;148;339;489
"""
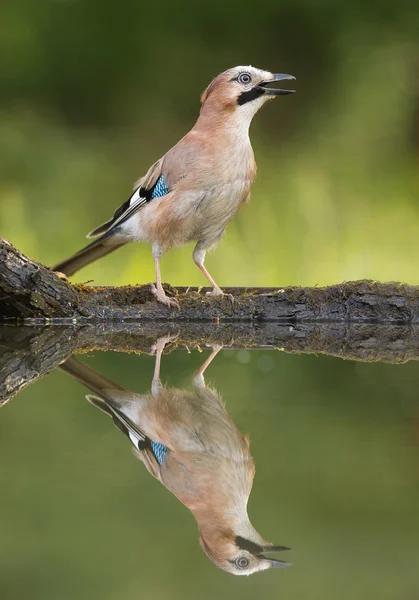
210;344;224;353
205;288;234;304
150;284;180;309
150;332;180;355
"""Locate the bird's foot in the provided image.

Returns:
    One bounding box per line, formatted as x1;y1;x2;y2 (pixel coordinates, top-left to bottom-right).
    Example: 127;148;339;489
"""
210;344;224;353
150;283;180;309
150;332;180;356
205;287;234;303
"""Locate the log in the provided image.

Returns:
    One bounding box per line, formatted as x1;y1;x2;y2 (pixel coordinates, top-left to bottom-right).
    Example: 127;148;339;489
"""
1;320;419;405
1;237;419;323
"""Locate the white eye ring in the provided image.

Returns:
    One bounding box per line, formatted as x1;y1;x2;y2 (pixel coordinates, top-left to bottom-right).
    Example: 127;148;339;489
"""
236;556;249;569
238;73;252;85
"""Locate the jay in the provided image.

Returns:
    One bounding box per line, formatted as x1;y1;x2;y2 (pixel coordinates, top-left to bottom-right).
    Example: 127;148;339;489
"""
53;66;295;306
59;337;291;575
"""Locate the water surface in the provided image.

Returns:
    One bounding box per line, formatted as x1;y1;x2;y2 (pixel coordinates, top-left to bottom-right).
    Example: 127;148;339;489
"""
0;325;418;599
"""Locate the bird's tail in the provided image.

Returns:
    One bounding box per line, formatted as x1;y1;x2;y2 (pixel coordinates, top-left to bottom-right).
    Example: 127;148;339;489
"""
59;356;126;402
59;357;145;443
51;233;126;277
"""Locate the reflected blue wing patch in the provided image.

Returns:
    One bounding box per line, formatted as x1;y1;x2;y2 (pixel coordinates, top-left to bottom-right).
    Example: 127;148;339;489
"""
151;441;168;465
151;176;169;199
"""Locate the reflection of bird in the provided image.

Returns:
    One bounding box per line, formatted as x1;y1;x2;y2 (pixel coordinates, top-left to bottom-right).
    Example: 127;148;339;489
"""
52;66;295;306
60;338;291;575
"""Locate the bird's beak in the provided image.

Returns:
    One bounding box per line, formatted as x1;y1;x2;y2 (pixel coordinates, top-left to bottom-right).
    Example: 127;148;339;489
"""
257;73;296;95
258;544;292;568
235;536;292;567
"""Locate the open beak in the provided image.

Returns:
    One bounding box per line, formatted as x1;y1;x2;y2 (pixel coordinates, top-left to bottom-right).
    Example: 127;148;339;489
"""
258;73;296;95
258;544;292;568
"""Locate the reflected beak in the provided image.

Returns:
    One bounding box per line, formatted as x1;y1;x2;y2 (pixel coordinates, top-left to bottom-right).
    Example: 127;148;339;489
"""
235;536;292;567
258;73;296;95
258;544;292;568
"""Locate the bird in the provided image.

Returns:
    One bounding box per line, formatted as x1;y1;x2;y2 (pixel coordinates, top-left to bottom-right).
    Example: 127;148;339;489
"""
52;66;295;307
59;336;291;575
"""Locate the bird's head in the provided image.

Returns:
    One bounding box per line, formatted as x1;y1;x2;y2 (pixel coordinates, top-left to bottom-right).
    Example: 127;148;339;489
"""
200;65;295;120
199;528;291;576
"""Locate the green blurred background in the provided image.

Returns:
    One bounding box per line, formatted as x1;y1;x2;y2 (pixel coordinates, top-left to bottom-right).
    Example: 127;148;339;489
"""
1;3;419;596
0;347;419;599
1;0;417;287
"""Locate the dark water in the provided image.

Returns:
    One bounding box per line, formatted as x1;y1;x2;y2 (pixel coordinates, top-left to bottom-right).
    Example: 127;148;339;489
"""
0;325;418;600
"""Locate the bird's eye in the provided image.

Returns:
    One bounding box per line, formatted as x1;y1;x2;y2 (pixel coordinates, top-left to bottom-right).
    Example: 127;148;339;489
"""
238;73;252;85
236;556;250;569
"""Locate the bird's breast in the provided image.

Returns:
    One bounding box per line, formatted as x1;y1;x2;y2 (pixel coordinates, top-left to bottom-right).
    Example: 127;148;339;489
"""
139;136;256;249
189;141;255;228
194;168;255;245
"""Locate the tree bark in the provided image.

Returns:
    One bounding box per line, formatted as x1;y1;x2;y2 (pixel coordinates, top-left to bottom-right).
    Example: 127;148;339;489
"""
1;321;419;405
2;237;419;323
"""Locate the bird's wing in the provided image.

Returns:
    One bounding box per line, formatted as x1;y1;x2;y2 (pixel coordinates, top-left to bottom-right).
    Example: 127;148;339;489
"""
87;158;167;239
87;130;202;239
86;394;146;444
60;356;170;472
86;394;170;472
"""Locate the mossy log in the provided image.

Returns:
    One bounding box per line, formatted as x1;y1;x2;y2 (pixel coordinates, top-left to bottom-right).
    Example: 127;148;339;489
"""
1;321;419;405
2;237;419;323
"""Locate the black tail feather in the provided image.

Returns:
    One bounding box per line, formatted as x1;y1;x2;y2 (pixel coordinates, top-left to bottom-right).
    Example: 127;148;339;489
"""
59;356;125;398
51;234;126;277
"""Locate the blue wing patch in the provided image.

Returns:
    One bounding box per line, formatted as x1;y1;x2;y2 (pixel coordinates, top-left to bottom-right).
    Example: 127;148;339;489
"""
151;175;169;199
151;441;168;465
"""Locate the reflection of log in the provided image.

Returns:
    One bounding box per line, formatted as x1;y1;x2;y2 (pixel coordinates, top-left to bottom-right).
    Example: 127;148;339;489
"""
1;321;419;405
0;325;83;405
2;237;419;322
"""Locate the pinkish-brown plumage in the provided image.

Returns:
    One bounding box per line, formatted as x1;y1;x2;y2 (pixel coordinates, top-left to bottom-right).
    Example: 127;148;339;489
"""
52;66;295;306
59;338;291;575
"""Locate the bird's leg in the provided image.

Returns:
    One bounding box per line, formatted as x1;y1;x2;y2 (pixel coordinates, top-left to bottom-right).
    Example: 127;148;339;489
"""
151;339;164;397
192;244;233;302
192;345;223;389
197;345;223;376
150;333;179;397
150;243;179;308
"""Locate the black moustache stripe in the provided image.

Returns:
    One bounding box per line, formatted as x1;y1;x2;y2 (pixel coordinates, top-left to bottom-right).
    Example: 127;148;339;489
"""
235;535;264;554
237;87;265;106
